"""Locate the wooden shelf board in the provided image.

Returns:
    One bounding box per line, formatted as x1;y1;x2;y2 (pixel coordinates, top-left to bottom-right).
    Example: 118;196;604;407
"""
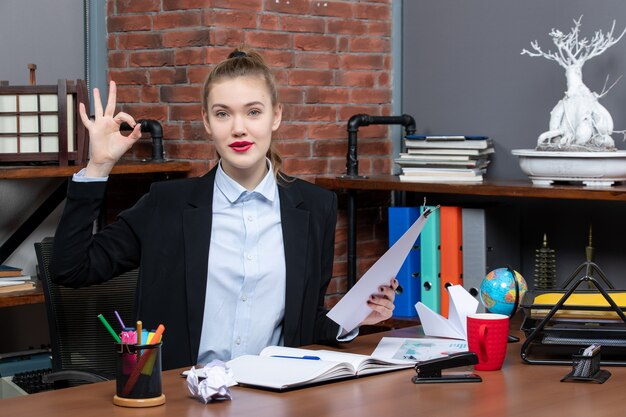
0;160;192;180
0;286;44;308
315;175;626;202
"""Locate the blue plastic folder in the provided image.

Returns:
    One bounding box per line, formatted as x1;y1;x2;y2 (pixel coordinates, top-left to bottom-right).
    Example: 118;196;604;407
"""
419;206;440;314
388;207;421;317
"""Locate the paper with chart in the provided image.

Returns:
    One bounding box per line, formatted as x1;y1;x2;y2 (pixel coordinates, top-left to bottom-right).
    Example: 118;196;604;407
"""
372;337;469;362
415;284;478;340
327;208;433;332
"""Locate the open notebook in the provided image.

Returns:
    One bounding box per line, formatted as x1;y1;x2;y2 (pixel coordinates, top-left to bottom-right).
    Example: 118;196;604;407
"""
226;346;413;390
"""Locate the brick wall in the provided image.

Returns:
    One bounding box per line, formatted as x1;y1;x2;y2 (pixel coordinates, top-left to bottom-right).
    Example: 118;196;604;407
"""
106;0;394;305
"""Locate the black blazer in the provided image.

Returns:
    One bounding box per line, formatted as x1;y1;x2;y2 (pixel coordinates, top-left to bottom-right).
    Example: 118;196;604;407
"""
51;167;340;370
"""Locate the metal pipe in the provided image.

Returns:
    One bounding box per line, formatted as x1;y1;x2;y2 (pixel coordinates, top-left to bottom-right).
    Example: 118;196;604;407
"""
120;119;165;162
343;114;416;288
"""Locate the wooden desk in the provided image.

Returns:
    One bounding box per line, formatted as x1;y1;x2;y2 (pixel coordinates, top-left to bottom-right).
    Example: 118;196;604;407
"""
2;327;624;417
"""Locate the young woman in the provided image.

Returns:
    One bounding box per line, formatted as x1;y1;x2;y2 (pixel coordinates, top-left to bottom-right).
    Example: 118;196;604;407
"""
51;49;398;370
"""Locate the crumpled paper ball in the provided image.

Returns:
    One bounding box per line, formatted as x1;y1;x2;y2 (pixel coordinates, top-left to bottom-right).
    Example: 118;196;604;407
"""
186;360;237;404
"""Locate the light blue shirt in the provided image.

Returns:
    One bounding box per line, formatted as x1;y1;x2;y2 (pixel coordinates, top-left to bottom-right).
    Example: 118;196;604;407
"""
196;162;286;364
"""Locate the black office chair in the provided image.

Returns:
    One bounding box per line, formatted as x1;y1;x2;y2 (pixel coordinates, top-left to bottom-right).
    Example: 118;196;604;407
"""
35;237;138;387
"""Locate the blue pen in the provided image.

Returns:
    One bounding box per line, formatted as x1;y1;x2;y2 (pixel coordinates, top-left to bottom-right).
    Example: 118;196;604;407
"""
271;355;321;360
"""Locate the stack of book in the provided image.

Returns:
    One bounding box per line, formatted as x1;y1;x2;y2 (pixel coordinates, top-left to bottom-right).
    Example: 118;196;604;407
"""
0;265;35;294
395;135;494;183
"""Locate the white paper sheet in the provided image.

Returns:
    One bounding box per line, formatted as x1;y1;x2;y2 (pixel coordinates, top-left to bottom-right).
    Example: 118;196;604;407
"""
414;285;479;340
371;337;469;362
327;208;433;332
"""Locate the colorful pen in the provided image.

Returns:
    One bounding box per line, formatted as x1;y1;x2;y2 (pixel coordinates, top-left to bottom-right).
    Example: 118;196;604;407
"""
136;320;142;345
97;314;121;343
122;324;165;396
114;310;126;330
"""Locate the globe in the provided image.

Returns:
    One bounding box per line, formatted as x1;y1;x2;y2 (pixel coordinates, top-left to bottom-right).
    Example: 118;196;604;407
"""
480;268;528;316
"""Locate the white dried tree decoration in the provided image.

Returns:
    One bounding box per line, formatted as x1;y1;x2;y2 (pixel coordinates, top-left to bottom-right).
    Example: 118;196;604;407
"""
522;16;626;151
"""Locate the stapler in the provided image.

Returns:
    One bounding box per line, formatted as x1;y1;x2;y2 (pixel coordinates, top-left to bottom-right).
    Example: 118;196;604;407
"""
412;352;482;384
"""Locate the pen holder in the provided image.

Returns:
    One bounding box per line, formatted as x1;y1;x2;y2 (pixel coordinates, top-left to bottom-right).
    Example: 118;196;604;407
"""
561;347;611;384
113;342;166;407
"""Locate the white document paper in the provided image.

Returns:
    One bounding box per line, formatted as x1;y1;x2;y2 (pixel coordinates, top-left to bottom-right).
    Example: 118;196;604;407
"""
414;285;479;340
371;337;469;362
327;208;433;332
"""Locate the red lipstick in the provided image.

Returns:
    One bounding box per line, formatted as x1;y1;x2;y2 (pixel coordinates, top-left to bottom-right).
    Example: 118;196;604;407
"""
229;141;253;152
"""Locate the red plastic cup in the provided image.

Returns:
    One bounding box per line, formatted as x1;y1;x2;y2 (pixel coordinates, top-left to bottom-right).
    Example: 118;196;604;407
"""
466;313;509;371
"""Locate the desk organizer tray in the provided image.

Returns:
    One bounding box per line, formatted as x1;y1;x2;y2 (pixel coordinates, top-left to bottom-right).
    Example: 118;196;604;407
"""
519;262;626;365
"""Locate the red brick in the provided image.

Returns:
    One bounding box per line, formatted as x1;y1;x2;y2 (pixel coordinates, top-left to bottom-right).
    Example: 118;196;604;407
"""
349;88;390;104
293;34;336;52
175;48;206;65
161;123;183;140
120;103;168;120
161;85;202;103
305;88;350;104
284;105;335;122
108;34;117;50
307;123;344;140
149;68;188;84
212;28;245;46
360;140;391;155
355;3;390;20
350;37;390;53
163;29;211;48
152;11;202;29
313;140;346;157
274;141;311;157
309;1;353;18
162;0;210;11
274;123;307;140
116;86;141;103
206;48;233;64
263;0;308;14
118;33;163;50
244;32;291;49
108;51;128;68
108;69;148;85
295;53;339;70
377;71;390;87
335;71;377;87
165;141;213;159
351;124;387;139
205;10;257;29
327;19;368;35
129;50;175;67
170;104;203;121
261;50;294;68
187;66;211;84
277;87;303;104
282;158;328;175
288;70;333;86
280;16;325;33
340;54;384;71
339;105;381;120
212;0;261;10
116;0;160;13
108;15;152;32
367;21;391;36
258;14;279;30
338;37;349;52
182;122;208;140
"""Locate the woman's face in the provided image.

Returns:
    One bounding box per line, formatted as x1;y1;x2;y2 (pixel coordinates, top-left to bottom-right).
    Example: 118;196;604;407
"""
203;75;282;187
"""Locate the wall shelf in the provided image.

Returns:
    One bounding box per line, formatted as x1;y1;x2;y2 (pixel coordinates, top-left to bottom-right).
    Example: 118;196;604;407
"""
315;176;626;202
0;160;192;180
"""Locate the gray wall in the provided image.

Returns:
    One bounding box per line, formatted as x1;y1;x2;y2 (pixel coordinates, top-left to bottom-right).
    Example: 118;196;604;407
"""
403;1;626;179
0;0;86;354
402;1;626;286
